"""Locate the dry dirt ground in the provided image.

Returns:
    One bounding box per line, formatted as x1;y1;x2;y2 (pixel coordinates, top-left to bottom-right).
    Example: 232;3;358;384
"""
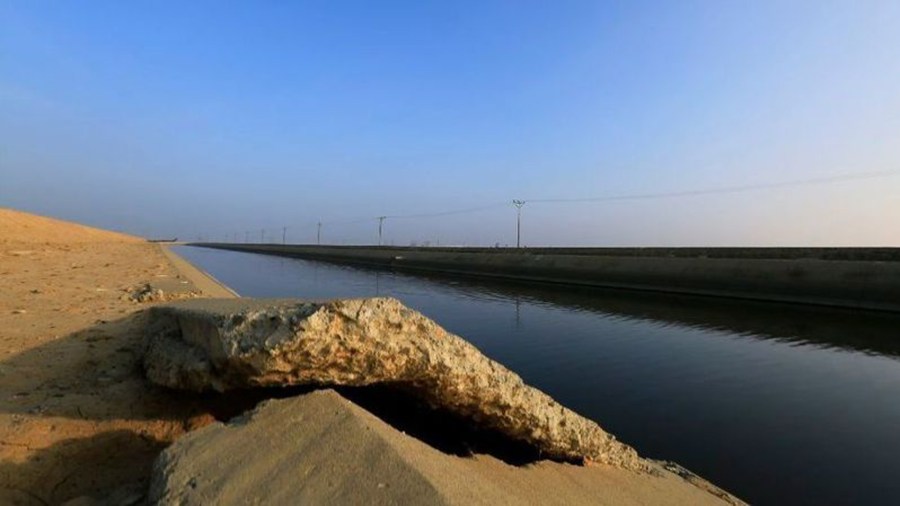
0;209;226;505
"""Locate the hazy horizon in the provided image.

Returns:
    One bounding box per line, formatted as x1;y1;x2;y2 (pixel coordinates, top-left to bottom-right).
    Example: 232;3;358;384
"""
2;1;899;246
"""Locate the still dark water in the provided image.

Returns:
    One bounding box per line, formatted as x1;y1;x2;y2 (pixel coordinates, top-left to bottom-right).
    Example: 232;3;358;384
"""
175;246;900;505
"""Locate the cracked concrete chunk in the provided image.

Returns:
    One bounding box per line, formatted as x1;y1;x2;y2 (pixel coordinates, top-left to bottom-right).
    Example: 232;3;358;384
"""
143;297;640;468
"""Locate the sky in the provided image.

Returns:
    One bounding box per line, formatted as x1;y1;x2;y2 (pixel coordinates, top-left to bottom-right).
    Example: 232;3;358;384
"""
2;0;899;246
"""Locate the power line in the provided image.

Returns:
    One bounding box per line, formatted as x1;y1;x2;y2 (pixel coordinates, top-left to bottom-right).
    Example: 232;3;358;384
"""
325;217;379;226
526;170;900;204
385;202;509;220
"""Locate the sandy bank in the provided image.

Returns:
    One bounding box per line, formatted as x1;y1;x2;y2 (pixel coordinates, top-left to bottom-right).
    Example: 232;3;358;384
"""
0;209;231;504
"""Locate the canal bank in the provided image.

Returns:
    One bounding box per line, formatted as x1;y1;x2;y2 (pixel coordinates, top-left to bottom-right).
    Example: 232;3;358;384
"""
194;244;900;313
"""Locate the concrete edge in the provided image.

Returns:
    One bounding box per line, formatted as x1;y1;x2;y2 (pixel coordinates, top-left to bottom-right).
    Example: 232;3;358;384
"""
159;245;239;298
194;244;900;313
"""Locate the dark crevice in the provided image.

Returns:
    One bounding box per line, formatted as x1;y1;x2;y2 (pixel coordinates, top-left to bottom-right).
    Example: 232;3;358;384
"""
197;384;543;466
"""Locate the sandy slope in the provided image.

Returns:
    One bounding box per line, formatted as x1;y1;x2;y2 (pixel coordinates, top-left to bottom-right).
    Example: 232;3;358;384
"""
0;208;141;244
0;209;223;504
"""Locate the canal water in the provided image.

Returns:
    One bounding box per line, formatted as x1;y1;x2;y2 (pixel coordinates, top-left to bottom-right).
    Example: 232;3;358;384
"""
174;246;900;505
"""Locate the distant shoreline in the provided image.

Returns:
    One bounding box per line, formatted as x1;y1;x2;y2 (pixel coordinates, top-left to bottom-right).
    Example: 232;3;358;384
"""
190;244;900;261
192;243;900;313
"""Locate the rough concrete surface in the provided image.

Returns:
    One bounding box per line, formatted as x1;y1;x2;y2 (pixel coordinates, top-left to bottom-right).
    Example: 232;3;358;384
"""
143;297;639;468
150;389;740;506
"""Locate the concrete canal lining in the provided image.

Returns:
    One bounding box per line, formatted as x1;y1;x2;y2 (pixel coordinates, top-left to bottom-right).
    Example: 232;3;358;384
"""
191;244;900;313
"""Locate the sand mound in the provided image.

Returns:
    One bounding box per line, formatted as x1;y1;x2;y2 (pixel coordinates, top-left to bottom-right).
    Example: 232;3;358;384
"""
150;389;738;505
0;207;142;243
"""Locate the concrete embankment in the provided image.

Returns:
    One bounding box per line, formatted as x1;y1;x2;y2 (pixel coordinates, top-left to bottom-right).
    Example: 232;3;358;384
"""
195;244;900;313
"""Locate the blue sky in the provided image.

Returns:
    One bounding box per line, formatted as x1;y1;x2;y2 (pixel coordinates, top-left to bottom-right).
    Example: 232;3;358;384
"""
2;1;898;245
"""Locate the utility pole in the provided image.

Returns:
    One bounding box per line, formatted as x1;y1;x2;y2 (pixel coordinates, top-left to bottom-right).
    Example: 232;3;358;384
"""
512;200;526;248
282;226;287;245
377;216;387;246
260;229;264;243
317;222;322;245
245;231;249;243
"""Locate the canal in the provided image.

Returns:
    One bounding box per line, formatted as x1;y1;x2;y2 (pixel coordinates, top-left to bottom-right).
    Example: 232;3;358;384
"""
174;245;900;505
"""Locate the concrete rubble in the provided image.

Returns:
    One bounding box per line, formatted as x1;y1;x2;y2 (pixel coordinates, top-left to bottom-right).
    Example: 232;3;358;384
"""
142;297;641;469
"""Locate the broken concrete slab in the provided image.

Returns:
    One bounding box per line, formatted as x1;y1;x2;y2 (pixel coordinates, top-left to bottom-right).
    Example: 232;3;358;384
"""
143;297;639;468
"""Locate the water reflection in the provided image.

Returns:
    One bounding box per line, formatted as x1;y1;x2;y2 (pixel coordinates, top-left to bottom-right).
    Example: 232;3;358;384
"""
279;256;900;359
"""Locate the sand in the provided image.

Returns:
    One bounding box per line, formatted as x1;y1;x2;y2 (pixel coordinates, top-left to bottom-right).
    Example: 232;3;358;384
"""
153;389;739;505
0;209;141;244
0;208;739;505
0;208;231;504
